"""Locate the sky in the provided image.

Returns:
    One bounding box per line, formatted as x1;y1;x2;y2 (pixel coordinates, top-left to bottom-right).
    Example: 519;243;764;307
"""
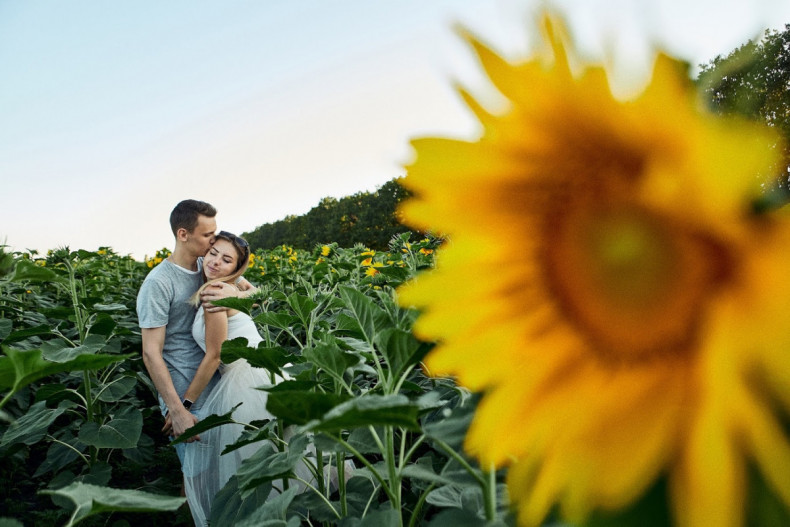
2;0;790;260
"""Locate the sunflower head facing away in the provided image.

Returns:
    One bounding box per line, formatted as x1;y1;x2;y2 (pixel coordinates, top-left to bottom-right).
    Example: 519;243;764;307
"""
398;13;790;527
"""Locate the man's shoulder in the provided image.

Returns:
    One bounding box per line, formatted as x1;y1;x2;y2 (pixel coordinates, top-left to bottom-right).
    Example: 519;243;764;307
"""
141;260;173;284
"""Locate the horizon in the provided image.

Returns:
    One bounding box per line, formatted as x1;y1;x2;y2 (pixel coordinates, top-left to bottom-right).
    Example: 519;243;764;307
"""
3;0;790;259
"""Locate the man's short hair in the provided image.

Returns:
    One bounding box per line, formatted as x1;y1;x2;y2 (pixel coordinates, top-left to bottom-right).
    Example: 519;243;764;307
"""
169;200;217;235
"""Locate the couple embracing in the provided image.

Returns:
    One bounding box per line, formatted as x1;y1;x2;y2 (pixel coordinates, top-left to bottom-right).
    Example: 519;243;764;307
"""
136;199;284;525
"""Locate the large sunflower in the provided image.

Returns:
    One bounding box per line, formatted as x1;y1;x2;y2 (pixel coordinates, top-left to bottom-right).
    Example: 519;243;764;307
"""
398;14;790;527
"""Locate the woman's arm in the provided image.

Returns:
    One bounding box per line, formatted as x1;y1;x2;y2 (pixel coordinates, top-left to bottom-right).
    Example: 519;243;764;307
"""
182;310;227;404
200;278;258;310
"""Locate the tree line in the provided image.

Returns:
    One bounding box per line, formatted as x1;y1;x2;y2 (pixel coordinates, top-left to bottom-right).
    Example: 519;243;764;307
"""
242;177;413;251
244;25;790;251
698;23;790;193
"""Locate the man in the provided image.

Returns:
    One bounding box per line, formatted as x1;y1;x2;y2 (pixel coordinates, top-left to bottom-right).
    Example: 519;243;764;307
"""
137;199;250;446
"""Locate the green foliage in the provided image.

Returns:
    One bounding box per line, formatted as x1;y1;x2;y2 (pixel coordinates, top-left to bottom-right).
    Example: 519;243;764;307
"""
0;235;516;527
0;247;177;526
243;178;414;251
39;482;185;527
698;23;790;189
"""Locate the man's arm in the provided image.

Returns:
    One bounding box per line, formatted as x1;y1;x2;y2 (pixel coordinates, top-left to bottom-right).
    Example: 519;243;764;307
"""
141;327;199;441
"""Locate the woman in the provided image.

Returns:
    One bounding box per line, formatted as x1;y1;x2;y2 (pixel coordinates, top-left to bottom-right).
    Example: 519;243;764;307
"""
180;231;287;526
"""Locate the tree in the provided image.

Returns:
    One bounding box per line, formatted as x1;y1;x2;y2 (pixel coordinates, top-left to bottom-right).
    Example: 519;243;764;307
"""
242;177;414;251
698;24;790;190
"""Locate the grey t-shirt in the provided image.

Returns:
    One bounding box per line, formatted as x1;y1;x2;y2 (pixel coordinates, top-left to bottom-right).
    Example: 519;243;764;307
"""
136;257;218;413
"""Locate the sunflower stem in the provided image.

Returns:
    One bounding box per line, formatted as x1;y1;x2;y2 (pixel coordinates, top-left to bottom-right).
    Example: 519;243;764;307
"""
484;462;497;521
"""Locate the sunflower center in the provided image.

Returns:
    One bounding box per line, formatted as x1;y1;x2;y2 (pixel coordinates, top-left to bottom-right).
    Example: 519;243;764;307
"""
544;203;729;362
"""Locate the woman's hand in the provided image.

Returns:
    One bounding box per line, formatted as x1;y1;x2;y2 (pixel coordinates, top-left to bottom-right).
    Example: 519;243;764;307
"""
163;407;200;442
200;282;239;312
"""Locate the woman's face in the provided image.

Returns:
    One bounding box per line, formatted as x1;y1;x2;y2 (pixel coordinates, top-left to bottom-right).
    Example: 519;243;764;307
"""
204;238;239;280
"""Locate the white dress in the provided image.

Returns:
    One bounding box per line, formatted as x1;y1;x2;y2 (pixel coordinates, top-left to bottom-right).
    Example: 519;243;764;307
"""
183;308;352;526
183;308;286;526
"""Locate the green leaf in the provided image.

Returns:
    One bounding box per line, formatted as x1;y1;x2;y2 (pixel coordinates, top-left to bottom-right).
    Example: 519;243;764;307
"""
339;286;381;343
3;324;53;343
209;475;275;526
374;327;427;378
400;464;459;487
304;394;420;432
1;400;66;446
254;312;299;330
42;334;108;363
236;434;311;490
286;293;318;326
209;296;257;316
0;346;132;398
423;402;475;452
78;407;143;449
363;509;402;527
222;422;277;455
95;375;137;403
426;486;485;516
377;265;410;281
235;486;300;526
264;382;350;425
34;431;86;477
220;338;290;375
87;313;117;336
169;404;241;445
346;426;384;454
10;259;63;283
0;518;23;527
0;319;11;342
425;507;490;527
39;481;185;526
303;342;360;384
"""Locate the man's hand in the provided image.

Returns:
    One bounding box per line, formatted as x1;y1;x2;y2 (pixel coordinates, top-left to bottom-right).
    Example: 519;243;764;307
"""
200;282;238;312
163;407;200;442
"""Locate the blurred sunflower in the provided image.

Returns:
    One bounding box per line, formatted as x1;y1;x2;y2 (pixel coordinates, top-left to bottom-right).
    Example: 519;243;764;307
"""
398;13;790;527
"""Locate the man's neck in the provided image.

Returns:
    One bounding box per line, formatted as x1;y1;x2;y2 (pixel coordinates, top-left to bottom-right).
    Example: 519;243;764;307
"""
169;247;199;271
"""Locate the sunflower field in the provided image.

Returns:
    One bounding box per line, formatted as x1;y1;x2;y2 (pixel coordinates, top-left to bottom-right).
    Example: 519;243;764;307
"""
0;234;520;527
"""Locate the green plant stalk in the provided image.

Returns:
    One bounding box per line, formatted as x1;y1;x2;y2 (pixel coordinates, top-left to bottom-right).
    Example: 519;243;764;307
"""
332;433;397;504
434;438;496;521
361;483;381;518
385;426;402;524
401;434;426;468
291;476;341;519
65;259;99;463
45;434;90;466
0;391;13;411
433;438;486;487
65;260;86;343
337;451;347;517
315;446;326;495
398;429;408;470
485;462;497;522
274;408;289;491
407;481;437;527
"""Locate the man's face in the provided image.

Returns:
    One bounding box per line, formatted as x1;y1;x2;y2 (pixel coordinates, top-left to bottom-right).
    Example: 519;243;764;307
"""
185;215;217;258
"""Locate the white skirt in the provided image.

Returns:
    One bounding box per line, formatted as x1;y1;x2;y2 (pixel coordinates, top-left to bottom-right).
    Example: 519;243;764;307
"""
182;360;282;526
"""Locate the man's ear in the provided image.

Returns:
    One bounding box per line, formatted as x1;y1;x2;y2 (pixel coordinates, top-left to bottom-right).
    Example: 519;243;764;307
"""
176;227;189;242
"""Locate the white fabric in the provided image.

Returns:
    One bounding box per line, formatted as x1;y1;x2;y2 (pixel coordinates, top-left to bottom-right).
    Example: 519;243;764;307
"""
184;307;352;526
184;308;284;526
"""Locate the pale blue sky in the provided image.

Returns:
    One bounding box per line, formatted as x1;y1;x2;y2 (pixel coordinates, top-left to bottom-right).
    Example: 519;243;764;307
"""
2;0;789;259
